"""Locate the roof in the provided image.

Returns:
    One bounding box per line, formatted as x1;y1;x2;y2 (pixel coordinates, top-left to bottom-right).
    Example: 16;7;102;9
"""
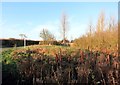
0;38;39;41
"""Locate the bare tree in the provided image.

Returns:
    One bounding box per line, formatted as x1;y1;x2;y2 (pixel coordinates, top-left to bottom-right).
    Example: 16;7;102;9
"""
96;11;105;33
86;19;94;50
108;16;116;32
96;11;106;49
60;12;69;44
40;28;55;44
87;19;93;37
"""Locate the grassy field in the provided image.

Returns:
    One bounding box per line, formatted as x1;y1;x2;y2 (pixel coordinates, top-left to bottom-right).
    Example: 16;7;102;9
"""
1;46;23;52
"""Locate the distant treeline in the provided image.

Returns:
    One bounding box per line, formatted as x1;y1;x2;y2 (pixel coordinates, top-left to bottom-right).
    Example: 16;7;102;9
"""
1;39;39;48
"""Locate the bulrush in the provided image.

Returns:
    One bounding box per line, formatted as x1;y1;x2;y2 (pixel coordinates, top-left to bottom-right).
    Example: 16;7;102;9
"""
55;53;58;63
5;46;119;84
59;48;62;63
80;50;84;63
68;55;71;62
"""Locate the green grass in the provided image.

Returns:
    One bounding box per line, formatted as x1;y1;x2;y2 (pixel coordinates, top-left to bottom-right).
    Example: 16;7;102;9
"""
1;47;21;52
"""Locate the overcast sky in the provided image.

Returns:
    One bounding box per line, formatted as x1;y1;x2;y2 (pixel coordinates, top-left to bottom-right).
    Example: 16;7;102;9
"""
1;2;118;40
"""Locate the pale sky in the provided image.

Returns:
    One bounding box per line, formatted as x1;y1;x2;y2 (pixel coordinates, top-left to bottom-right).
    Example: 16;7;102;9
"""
1;2;118;41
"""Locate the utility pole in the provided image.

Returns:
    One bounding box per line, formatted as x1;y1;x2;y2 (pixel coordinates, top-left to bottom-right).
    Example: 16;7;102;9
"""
19;34;27;48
